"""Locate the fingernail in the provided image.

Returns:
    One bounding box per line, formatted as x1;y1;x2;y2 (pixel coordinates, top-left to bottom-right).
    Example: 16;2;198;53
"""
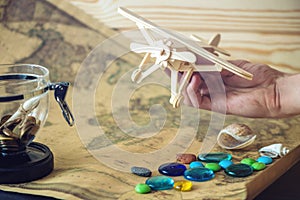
200;89;204;97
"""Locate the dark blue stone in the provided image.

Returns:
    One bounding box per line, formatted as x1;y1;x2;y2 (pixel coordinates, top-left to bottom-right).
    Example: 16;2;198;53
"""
184;167;215;182
131;166;152;177
198;152;232;163
158;162;187;176
145;176;174;190
225;163;253;177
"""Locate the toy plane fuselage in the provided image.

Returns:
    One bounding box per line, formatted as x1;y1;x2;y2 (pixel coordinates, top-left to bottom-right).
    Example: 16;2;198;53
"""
118;7;253;108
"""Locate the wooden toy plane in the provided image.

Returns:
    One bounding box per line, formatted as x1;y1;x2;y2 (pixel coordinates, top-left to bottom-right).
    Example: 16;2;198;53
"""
118;7;253;108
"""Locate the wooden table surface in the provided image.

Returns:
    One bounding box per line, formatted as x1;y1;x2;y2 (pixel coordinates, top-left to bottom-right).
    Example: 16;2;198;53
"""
70;0;300;73
0;0;300;199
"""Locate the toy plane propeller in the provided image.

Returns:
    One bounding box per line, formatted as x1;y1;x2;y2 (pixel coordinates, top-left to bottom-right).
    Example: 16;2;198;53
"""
118;7;253;108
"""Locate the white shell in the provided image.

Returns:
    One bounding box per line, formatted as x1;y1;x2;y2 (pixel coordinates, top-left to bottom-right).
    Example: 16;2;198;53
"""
217;123;256;150
259;143;289;158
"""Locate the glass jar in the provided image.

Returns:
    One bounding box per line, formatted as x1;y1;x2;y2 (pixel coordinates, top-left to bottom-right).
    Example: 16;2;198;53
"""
0;64;74;183
0;64;51;153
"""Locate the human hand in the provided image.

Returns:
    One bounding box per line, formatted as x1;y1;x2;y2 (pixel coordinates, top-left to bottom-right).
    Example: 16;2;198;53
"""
183;59;287;118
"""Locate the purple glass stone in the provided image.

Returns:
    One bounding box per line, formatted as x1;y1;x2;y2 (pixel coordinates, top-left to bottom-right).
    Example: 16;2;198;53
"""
158;162;187;176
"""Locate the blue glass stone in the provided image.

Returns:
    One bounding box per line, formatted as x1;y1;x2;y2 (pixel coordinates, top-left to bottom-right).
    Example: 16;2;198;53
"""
189;161;204;169
225;163;253;177
219;160;233;169
184;167;215;182
198;153;232;163
257;156;273;165
158;162;187;176
145;176;174;190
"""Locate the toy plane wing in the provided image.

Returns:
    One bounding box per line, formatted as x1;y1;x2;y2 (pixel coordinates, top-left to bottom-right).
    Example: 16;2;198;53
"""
118;7;253;80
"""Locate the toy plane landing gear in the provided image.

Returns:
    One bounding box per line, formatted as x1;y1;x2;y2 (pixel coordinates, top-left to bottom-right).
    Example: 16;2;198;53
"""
118;7;253;108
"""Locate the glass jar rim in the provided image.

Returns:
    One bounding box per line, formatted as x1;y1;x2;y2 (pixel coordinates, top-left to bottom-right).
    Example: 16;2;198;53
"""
0;64;49;77
0;64;50;102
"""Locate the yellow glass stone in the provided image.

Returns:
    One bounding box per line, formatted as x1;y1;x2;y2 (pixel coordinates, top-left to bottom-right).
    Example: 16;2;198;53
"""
173;180;192;191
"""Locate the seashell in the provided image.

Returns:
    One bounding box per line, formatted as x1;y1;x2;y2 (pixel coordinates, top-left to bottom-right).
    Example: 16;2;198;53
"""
259;143;289;158
217;123;256;150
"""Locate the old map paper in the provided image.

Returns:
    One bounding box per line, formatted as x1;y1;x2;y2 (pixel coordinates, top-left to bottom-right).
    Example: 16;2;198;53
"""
0;0;300;199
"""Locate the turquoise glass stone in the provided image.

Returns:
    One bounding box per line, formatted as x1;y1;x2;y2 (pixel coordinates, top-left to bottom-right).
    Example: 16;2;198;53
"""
184;167;215;182
198;153;232;163
158;162;187;176
145;176;174;190
219;160;233;169
257;156;273;165
225;163;253;177
189;161;204;169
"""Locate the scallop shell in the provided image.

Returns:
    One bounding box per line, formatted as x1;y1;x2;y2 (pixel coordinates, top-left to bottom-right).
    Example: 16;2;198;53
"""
217;123;256;150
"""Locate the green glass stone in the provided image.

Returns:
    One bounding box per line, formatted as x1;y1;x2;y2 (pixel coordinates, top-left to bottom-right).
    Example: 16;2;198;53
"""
241;158;256;166
225;163;253;177
135;183;151;194
251;162;266;171
198;153;232;163
205;163;221;172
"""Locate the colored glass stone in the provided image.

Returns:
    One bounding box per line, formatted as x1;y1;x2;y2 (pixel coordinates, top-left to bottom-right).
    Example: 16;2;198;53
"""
225;163;253;177
145;176;174;190
241;158;256;166
189;161;204;169
251;162;266;171
176;153;197;164
184;167;215;182
158;162;187;176
219;160;233;169
135;183;151;194
131;166;152;177
257;156;273;165
198;153;232;163
173;180;193;191
205;163;221;172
